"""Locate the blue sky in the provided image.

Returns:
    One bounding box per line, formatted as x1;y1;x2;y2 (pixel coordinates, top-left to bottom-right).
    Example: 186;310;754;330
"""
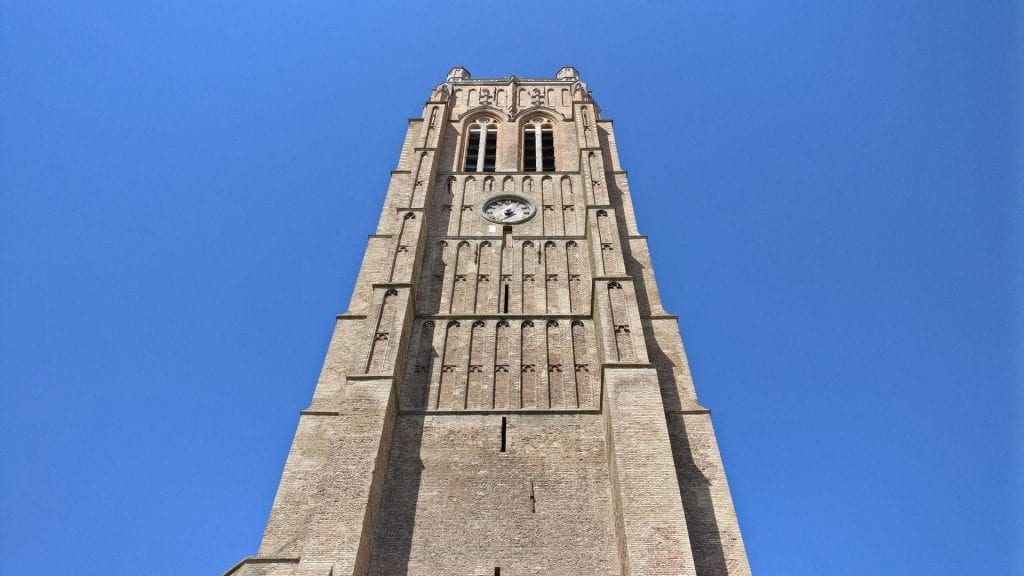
1;2;1020;574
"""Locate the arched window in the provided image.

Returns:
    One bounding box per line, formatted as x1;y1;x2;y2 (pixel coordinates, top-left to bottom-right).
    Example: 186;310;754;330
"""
464;118;497;172
523;119;555;172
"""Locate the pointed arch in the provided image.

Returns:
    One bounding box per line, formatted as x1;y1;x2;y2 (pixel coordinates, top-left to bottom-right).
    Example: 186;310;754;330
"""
509;106;566;124
402;319;436;410
521;240;539;314
541;176;559;234
522;116;556;172
461;114;500;172
560;176;577;235
570;320;592;408
597;209;622;275
411;151;431;206
431;240;452;316
436;320;464;409
365;288;400;373
493;319;512;409
587;151;602;202
520;320;540;408
390;212;418;282
566;240;583;314
607;282;635;362
475;241;497;314
546;319;565;409
451;240;474;313
466;320;488;409
544;240;565;314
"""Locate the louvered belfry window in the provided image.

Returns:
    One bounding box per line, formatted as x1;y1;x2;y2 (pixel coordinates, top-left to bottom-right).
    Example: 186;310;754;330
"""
523;120;555;172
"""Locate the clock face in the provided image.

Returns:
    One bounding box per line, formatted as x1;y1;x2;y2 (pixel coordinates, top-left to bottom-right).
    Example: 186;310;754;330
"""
480;195;536;224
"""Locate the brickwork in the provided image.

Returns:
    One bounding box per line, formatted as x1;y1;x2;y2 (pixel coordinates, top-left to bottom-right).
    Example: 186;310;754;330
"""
226;67;751;576
368;414;620;575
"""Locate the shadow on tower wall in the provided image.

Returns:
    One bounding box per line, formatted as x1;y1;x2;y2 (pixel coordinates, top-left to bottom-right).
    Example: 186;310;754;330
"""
365;230;441;573
365;415;426;575
646;333;730;576
617;164;731;574
668;411;730;576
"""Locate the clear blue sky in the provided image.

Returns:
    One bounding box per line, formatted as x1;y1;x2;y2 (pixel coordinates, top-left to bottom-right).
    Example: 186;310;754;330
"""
1;2;1020;574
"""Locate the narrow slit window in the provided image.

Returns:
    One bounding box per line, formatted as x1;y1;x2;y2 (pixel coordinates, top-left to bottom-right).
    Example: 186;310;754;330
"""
500;416;507;452
503;284;510;313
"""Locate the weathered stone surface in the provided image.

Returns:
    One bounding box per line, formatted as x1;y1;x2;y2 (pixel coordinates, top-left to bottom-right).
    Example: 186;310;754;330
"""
226;67;750;576
368;414;620;575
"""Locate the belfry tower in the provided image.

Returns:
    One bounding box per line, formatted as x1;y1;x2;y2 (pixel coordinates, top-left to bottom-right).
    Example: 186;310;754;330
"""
227;67;750;576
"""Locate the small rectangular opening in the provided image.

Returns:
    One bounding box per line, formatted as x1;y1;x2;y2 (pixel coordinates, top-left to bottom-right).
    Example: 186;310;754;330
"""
494;568;501;576
503;285;510;314
529;480;536;513
500;416;507;453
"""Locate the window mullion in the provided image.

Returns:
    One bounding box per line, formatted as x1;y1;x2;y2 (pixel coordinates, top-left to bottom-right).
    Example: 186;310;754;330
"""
533;124;543;173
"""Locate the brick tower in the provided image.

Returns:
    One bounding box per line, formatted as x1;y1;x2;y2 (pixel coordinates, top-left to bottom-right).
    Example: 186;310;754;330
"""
226;67;751;576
